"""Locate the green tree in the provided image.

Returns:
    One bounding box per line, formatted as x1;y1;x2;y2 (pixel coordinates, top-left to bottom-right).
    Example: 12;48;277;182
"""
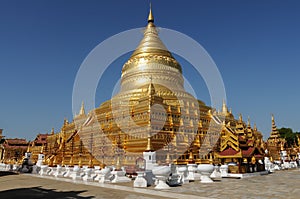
278;127;297;147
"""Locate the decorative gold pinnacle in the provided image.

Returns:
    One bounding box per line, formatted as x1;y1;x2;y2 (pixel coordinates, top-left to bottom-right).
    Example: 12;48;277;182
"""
222;99;228;113
146;133;154;151
115;155;121;170
247;117;251;127
239;114;243;122
79;101;85;115
148;3;154;23
271;114;277;131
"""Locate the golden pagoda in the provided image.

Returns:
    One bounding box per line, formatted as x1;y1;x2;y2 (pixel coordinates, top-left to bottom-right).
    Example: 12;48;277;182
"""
27;7;266;171
94;7;216;165
266;115;285;161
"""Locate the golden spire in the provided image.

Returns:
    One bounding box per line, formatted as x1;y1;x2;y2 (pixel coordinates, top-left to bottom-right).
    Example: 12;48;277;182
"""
271;114;275;125
147;76;155;96
146;132;154;151
148;3;154;23
222;99;228;113
239;114;243;122
128;4;174;60
271;114;277;132
247;117;251;127
270;114;280;138
79;101;85;115
63;118;69;125
254;123;257;131
115;155;121;170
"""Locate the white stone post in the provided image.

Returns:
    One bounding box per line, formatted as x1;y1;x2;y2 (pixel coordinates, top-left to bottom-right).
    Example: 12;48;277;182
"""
143;151;157;170
177;165;189;184
186;164;197;181
134;171;147;187
220;165;228;177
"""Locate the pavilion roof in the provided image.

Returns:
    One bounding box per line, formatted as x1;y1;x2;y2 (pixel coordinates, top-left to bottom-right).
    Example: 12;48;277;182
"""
3;144;27;150
5;138;28;145
33;133;49;144
219;147;240;156
241;147;255;157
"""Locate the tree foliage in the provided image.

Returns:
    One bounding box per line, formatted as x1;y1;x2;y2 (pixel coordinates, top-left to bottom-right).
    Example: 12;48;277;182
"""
278;127;299;147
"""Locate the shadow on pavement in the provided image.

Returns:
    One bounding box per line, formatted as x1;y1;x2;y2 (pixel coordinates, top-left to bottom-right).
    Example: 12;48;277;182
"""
0;186;94;199
0;171;18;177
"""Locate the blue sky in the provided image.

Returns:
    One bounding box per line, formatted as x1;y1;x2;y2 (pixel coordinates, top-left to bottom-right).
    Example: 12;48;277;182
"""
0;0;299;140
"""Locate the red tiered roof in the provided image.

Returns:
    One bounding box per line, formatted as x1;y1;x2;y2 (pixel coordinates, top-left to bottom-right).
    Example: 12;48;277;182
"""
219;148;239;156
241;147;255;157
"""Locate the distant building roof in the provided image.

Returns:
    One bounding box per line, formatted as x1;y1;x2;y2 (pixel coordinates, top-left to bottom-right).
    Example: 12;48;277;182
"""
5;138;28;145
3;138;28;150
33;133;49;145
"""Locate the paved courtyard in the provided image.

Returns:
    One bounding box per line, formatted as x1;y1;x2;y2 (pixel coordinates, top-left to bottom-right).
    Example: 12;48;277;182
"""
0;169;299;199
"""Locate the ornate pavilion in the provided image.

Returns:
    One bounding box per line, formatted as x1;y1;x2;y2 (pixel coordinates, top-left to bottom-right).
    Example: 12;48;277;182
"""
0;139;28;164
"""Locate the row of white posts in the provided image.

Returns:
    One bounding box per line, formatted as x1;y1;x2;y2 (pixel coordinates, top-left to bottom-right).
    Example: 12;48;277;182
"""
34;163;228;190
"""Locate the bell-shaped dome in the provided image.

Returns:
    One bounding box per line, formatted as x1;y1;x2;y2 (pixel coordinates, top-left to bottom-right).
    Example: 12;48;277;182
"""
121;7;183;93
130;22;172;58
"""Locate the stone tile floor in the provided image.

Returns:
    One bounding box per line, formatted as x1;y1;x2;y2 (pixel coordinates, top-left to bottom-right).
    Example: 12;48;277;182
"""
0;169;299;199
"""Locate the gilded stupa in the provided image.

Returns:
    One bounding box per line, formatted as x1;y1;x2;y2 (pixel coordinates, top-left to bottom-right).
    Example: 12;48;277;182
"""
23;7;266;169
95;7;212;164
266;115;285;161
